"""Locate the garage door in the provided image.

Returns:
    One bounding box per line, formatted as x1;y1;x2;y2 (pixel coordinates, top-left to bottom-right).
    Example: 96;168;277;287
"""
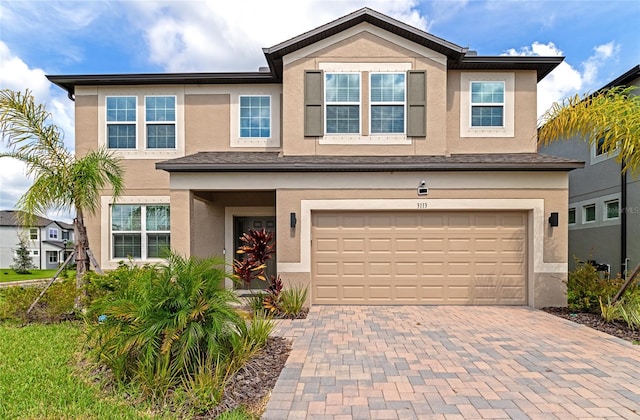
312;211;526;305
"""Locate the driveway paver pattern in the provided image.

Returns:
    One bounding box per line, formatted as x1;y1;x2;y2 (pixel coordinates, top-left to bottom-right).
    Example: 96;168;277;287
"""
262;306;640;419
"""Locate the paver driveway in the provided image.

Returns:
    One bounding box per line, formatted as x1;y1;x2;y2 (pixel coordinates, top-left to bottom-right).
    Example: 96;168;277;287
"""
262;306;640;419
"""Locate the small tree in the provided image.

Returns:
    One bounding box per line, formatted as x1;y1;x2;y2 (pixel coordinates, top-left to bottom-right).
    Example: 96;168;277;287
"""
0;89;124;306
11;234;35;274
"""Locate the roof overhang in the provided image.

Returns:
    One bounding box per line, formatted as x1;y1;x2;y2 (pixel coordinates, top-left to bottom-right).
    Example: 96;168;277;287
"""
47;8;564;99
156;152;584;173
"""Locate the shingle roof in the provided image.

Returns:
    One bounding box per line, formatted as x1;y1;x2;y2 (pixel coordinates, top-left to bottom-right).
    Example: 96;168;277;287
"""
156;152;584;173
0;210;54;227
47;8;562;97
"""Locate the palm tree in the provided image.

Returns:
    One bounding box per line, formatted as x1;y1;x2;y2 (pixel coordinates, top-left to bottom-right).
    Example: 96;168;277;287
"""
0;89;124;303
538;85;640;301
538;86;640;174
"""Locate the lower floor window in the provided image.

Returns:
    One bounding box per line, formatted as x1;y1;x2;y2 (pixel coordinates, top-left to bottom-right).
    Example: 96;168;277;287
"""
47;251;58;264
111;204;170;259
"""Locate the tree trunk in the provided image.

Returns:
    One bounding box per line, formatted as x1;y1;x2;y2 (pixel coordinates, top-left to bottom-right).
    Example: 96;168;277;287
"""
74;207;91;309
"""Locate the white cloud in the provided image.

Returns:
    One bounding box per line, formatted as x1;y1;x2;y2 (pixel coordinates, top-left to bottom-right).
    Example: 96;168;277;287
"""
125;0;426;72
0;41;75;221
504;41;620;119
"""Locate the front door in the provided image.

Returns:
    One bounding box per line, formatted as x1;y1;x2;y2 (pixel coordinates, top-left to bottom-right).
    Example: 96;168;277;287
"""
233;216;276;290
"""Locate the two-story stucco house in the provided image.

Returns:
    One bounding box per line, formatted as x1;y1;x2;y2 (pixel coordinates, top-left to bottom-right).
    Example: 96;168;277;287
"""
47;8;582;307
0;210;74;270
539;65;640;278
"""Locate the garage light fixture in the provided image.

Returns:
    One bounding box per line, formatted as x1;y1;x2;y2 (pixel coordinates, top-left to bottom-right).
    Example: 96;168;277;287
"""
417;180;429;196
548;212;559;227
290;212;297;228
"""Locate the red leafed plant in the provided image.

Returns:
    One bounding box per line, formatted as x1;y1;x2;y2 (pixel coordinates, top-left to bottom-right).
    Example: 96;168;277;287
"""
263;274;284;313
233;228;275;288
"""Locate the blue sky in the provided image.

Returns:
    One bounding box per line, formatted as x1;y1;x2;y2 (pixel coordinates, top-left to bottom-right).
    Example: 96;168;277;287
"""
1;0;639;221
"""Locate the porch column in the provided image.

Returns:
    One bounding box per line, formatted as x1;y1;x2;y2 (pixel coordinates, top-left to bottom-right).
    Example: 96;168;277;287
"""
170;189;193;257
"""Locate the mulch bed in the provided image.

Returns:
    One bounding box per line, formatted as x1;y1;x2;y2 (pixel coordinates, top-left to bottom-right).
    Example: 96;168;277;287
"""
204;336;292;418
541;307;640;343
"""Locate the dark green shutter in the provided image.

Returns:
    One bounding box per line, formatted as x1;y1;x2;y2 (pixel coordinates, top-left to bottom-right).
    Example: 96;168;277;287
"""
304;70;324;137
407;70;426;137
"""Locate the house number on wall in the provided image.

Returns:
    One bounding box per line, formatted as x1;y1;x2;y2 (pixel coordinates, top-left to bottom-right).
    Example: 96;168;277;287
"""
417;202;428;209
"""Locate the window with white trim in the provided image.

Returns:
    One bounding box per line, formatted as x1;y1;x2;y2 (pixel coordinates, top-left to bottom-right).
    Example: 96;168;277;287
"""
29;228;38;240
239;96;271;138
605;199;619;220
325;73;360;134
111;204;170;259
568;208;576;225
146;96;176;149
370;73;405;134
47;251;58;264
49;228;59;240
583;204;596;223
32;250;39;256
470;81;504;127
106;96;137;149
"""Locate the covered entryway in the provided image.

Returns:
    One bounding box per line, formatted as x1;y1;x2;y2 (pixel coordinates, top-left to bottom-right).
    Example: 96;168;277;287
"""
311;211;526;305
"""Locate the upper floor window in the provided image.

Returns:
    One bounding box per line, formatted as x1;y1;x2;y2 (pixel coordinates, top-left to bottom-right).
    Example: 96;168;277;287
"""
470;81;504;127
106;96;137;149
111;204;170;260
370;73;405;134
145;96;176;149
29;228;38;240
605;199;619;220
568;208;576;225
325;73;360;134
583;204;596;223
239;96;271;138
595;137;606;156
61;231;70;240
49;228;59;240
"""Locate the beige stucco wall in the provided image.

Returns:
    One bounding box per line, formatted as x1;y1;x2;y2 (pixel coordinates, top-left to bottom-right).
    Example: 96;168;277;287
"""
185;94;230;153
282;29;449;156
446;70;538;153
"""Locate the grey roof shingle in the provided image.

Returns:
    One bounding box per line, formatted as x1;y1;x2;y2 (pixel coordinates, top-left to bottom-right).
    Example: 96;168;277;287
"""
156;152;584;173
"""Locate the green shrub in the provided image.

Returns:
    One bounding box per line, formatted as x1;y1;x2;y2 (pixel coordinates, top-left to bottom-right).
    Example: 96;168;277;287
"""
0;277;76;323
279;285;308;317
245;292;266;314
567;261;624;313
84;252;265;409
82;259;149;303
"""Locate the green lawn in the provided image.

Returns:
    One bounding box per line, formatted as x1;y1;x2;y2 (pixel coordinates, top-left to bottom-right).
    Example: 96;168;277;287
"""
0;269;75;282
0;322;163;419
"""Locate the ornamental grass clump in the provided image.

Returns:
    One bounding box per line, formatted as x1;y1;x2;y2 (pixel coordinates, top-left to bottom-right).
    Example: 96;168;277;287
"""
84;252;271;409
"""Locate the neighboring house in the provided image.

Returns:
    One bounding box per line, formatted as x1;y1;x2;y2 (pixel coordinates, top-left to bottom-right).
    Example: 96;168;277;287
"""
47;8;582;307
539;65;640;278
0;210;74;270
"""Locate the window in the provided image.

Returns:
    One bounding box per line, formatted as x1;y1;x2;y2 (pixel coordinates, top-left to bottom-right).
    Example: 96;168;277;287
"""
106;96;137;149
470;81;504;127
568;208;576;225
583;204;596;223
61;231;70;240
595;137;606;156
605;200;619;220
370;73;405;134
47;251;58;264
111;204;170;259
325;73;360;134
32;250;39;256
29;228;38;240
239;96;271;138
48;228;59;240
146;96;176;148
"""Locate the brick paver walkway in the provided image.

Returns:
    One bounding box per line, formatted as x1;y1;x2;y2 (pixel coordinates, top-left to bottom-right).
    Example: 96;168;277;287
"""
262;306;640;419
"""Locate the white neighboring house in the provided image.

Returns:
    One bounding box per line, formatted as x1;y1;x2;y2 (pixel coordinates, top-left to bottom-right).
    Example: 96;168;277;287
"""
0;210;74;270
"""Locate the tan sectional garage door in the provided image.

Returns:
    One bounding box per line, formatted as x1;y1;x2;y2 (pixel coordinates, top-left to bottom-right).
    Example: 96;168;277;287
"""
311;211;527;305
